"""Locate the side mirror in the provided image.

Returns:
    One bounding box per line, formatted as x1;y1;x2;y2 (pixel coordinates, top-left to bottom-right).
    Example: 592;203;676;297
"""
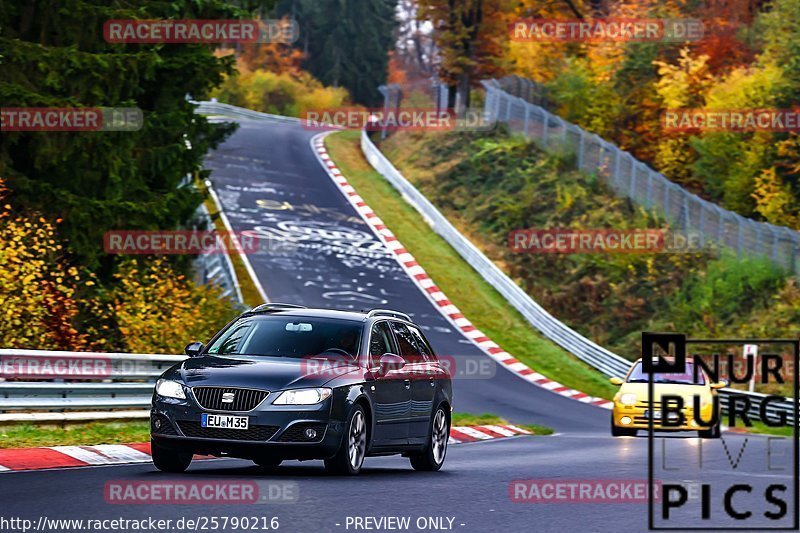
710;380;728;389
184;342;204;357
378;353;405;376
609;377;624;386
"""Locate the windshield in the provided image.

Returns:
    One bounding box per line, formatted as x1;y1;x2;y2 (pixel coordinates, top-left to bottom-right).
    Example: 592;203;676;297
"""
626;361;705;385
206;315;363;359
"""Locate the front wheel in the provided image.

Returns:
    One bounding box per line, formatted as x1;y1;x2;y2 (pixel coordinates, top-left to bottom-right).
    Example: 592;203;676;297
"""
151;439;192;473
410;407;449;471
325;405;367;475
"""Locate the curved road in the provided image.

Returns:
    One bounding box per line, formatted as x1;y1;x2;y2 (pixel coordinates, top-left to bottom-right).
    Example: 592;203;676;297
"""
1;117;795;532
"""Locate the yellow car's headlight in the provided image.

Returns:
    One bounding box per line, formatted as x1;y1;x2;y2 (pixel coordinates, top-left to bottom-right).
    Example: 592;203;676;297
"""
619;393;637;406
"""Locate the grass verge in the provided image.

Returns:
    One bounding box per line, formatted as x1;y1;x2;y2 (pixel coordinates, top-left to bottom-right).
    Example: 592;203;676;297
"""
738;420;794;437
452;412;553;435
324;130;616;400
0;421;150;449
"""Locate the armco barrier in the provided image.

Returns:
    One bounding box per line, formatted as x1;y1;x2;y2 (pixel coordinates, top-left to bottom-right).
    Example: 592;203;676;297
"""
359;129;797;426
193;101;302;124
0;349;186;421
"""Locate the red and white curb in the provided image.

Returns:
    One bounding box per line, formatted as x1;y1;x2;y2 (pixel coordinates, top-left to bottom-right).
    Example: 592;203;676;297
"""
448;424;533;444
311;134;613;411
0;426;531;473
0;443;158;472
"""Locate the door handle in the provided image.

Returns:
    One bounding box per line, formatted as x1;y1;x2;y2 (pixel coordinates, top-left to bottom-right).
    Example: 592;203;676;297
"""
403;379;411;390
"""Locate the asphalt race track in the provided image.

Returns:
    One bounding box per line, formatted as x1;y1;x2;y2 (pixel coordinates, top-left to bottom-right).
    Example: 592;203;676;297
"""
2;117;796;532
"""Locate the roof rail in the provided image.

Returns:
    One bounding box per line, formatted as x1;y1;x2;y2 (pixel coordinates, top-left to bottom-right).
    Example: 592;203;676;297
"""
366;309;412;322
248;303;307;313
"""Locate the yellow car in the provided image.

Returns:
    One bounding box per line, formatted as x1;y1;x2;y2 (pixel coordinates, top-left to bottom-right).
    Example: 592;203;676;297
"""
609;358;726;438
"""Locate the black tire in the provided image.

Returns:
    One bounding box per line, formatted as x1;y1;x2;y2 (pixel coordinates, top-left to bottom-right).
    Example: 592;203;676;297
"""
409;406;449;472
698;424;721;439
325;404;367;475
151;439;192;473
253;457;282;471
611;415;637;437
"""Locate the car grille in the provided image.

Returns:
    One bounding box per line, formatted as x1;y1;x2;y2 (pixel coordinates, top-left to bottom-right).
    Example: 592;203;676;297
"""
151;414;178;436
176;421;279;441
192;387;269;411
277;422;327;442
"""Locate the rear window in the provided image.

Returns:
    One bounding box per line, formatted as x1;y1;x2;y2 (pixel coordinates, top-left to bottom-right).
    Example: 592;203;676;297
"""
207;315;363;359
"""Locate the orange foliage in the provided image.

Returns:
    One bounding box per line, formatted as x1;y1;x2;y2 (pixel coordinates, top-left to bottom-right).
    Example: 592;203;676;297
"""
0;178;91;350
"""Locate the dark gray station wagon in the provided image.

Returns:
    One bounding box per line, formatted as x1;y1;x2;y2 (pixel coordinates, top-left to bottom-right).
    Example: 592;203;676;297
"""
151;304;453;475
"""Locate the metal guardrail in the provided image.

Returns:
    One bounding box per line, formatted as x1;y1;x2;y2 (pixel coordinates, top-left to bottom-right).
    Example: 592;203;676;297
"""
360;129;797;426
194;202;244;304
193;100;302;124
0;350;186;420
482;79;800;275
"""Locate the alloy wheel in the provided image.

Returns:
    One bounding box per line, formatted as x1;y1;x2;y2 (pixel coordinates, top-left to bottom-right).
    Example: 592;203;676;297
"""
348;410;366;470
431;409;448;464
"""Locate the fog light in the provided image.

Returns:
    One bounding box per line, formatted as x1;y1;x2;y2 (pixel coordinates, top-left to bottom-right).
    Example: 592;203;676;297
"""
304;428;317;439
620;416;632;425
154;418;162;429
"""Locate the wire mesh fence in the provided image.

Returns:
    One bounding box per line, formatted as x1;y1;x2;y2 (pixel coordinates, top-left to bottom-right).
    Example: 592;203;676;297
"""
482;79;800;275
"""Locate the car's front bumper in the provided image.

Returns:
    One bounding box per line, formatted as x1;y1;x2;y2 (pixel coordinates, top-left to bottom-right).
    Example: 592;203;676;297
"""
150;394;344;461
612;404;714;431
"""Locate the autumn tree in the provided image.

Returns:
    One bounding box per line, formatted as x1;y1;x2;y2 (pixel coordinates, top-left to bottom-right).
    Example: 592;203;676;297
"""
417;0;507;111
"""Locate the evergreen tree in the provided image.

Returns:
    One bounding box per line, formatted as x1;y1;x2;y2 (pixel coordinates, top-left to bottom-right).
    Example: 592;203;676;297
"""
279;0;397;105
0;0;238;273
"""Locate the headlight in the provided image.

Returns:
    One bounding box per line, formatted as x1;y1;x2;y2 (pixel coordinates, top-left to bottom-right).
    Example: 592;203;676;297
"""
619;393;637;406
273;387;332;405
155;379;186;400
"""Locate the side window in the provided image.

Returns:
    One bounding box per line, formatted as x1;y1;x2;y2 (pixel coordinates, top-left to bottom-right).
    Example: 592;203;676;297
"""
207;320;254;355
390;322;423;364
369;322;394;367
408;325;435;361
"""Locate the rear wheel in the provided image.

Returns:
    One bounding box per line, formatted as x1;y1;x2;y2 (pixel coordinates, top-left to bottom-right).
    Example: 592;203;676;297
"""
151;439;192;473
325;405;367;475
410;407;449;471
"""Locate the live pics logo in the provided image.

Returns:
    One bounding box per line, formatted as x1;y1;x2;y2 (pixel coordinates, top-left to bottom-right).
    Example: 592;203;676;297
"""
643;332;799;530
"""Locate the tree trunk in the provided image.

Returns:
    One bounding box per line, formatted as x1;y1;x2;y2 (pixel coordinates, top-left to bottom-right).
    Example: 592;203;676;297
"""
456;71;470;116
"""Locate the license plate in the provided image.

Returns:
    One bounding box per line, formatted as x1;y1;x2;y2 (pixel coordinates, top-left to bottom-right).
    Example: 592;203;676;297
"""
201;413;249;430
645;410;662;420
